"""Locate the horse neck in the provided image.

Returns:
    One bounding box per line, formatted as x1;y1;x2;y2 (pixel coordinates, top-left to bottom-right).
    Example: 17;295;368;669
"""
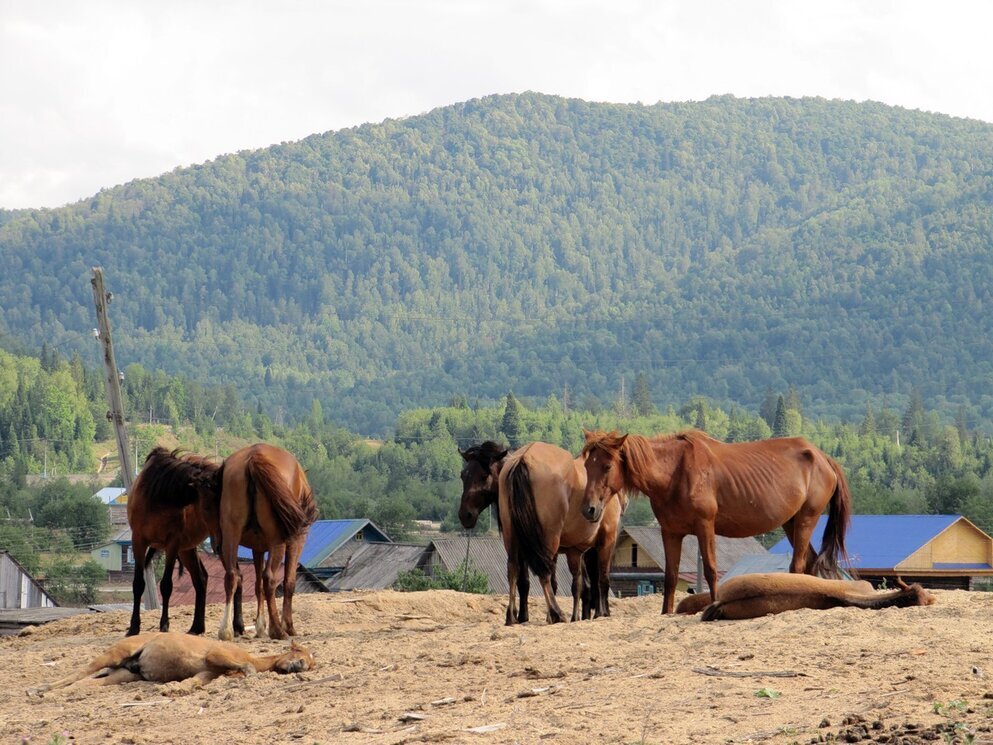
249;652;285;672
622;435;684;498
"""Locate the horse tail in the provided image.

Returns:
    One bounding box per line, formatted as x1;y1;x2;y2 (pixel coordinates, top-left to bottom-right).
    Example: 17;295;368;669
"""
246;451;316;540
812;457;853;579
841;584;935;610
134;447;220;509
506;458;556;579
700;601;725;622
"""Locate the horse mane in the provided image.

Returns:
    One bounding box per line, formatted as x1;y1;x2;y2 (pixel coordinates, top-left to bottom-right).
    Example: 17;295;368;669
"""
461;441;509;465
134;447;221;509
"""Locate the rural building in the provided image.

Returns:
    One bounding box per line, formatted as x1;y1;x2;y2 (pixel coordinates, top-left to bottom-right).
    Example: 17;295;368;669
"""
169;552;326;607
94;487;129;527
324;543;429;591
422;535;574;597
0;551;56;609
238;518;393;581
610;526;768;597
721;553;857;582
769;514;993;589
90;528;134;577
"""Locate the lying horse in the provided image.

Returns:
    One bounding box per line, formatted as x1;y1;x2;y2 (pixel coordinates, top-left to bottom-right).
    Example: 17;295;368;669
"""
498;442;625;625
27;632;315;694
583;429;852;614
675;578;875;614
460;441;621;621
696;573;934;621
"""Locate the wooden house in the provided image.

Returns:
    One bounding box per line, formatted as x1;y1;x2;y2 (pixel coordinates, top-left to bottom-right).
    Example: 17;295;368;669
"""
324;543;429;591
770;514;993;589
90;528;134;578
610;526;768;597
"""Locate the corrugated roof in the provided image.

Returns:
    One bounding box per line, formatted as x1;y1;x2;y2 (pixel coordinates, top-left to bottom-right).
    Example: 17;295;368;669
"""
428;536;574;597
237;519;392;566
621;526;768;580
324;543;428;591
768;514;963;569
171;553;259;606
720;553;858;581
94;487;127;504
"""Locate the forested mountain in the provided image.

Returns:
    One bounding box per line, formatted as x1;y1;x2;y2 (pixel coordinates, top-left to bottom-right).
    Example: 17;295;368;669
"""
1;93;992;434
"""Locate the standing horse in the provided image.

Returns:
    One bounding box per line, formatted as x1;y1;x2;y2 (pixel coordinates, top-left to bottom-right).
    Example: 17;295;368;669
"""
126;448;220;636
498;442;625;625
582;430;851;614
215;444;318;641
459;441;622;622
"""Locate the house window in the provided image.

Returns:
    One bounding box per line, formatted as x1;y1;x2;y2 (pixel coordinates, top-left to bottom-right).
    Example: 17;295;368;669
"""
354;530;363;541
100;549;109;559
631;544;638;568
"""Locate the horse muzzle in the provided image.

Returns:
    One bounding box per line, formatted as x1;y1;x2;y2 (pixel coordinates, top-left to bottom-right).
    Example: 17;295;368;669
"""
582;503;602;523
459;510;478;530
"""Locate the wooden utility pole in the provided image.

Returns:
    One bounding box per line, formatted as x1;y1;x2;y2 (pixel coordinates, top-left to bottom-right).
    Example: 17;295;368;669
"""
91;268;158;610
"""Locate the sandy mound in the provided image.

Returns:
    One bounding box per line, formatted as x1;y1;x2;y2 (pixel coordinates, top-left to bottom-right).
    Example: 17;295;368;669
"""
4;589;993;744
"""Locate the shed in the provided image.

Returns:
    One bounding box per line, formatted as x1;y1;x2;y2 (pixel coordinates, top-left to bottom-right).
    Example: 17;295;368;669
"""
769;514;993;589
610;526;768;597
0;551;57;609
90;528;134;574
423;536;574;597
324;543;429;591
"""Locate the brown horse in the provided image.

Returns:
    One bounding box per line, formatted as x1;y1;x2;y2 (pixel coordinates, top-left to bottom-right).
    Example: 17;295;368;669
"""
675;578;875;614
126;448;221;636
214;444;318;641
28;632;315;694
582;430;852;614
697;573;934;621
498;442;625;625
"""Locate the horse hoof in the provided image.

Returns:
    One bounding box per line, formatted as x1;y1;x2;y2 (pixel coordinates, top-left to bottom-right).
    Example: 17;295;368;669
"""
187;627;204;636
218;629;234;642
269;627;288;641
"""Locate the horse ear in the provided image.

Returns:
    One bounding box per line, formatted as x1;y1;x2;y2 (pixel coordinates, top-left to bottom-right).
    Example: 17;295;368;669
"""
618;434;628;447
458;448;469;461
498;449;509;460
582;428;593;442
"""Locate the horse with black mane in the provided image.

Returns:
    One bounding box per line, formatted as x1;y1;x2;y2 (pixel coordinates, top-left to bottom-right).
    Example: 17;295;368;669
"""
582;429;852;615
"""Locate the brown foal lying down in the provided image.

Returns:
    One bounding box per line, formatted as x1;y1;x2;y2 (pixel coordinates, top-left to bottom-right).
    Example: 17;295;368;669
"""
692;573;934;621
28;632;315;694
675;577;876;615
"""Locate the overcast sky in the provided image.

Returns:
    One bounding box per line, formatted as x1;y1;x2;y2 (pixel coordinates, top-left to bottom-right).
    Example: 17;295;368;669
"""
2;0;991;210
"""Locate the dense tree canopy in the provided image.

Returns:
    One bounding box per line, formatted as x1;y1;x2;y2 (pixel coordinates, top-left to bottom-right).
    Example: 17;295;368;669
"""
0;94;991;433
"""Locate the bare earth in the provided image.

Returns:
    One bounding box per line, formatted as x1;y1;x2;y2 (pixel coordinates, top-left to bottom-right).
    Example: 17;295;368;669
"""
4;589;993;745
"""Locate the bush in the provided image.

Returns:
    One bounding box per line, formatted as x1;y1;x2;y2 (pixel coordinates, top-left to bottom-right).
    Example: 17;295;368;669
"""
394;560;488;594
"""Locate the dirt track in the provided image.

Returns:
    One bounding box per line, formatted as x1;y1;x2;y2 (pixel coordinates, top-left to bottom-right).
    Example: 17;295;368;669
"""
4;589;993;744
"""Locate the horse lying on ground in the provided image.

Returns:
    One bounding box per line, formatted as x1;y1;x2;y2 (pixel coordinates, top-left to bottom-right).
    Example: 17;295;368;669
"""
675;577;876;614
688;573;934;621
27;632;315;694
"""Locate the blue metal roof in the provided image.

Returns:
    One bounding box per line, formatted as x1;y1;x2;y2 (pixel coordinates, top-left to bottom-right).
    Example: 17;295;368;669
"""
236;519;391;566
769;514;962;569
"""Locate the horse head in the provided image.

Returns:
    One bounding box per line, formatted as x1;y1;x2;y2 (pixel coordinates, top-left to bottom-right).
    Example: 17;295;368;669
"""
581;429;628;523
273;640;317;674
457;441;509;529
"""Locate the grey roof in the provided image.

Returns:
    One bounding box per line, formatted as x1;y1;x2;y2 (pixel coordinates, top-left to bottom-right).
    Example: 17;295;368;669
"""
324;543;428;591
621;526;768;578
721;552;857;581
427;536;574;597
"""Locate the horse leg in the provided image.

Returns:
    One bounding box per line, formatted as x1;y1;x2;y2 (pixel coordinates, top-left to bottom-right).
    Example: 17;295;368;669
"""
505;544;520;626
158;548;177;632
265;544;288;640
539;569;567;624
252;550;266;638
515;554;530;623
281;538;304;637
695;524;720;601
566;549;584;622
597;531;615;618
127;541;153;636
660;530;684;614
180;548;207;635
218;532;242;641
789;514;821;575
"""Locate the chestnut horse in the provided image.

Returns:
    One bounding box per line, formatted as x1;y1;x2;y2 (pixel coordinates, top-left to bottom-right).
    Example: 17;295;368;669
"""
126;448;220;636
582;430;852;614
498;442;625;625
215;444;318;641
28;633;316;694
698;573;934;621
459;441;618;621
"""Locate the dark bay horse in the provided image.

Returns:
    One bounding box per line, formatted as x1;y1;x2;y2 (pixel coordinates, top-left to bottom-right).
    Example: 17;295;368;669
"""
498;442;625;625
582;430;852;614
126;448;220;636
215;443;318;641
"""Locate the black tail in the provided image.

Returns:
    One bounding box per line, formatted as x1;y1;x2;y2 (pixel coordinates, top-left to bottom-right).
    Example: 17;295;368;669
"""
700;601;725;622
506;458;555;579
812;457;853;579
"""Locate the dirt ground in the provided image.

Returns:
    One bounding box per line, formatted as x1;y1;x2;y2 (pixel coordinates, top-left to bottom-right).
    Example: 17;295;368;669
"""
3;588;993;745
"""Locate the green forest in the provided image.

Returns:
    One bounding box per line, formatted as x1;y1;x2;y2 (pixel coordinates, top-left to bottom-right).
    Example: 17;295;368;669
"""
2;342;992;605
1;94;992;433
